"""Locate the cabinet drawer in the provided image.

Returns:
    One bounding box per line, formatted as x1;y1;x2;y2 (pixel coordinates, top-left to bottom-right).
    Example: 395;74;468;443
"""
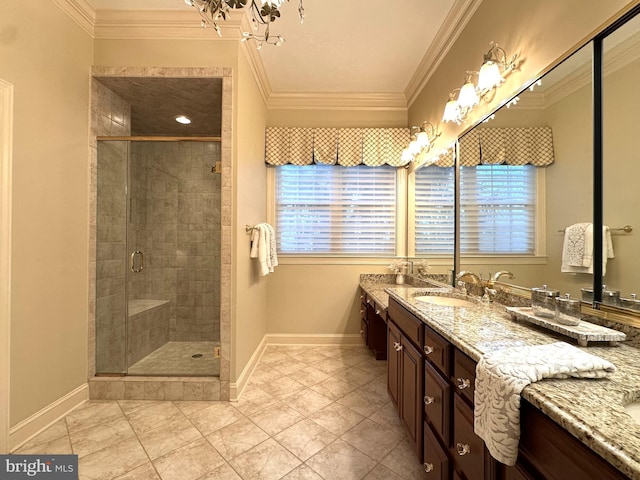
424;361;451;446
453;349;476;405
423;422;450;480
452;395;486;480
388;298;424;348
424;325;451;376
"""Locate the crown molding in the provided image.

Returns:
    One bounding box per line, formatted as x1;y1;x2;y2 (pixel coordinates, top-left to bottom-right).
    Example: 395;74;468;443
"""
51;0;96;37
267;92;408;111
239;15;272;105
93;9;244;40
405;0;484;108
543;33;640;108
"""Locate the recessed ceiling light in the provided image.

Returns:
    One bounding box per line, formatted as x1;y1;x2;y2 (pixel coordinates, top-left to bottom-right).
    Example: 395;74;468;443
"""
175;115;192;125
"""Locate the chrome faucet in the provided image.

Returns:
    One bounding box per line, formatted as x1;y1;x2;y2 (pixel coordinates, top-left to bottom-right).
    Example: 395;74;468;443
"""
490;270;515;285
456;271;482;285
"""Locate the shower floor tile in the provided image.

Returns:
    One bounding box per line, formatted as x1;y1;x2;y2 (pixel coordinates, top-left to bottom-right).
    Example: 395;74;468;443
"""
128;341;219;376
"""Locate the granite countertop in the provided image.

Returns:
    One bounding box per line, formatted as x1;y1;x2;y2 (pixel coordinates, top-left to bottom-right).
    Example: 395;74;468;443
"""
384;285;640;479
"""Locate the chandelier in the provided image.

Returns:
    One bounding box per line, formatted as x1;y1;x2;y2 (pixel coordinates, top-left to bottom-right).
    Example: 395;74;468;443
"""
185;0;305;48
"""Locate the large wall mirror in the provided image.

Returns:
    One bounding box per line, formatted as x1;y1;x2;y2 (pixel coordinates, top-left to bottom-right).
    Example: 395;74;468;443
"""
454;43;594;298
602;11;640;312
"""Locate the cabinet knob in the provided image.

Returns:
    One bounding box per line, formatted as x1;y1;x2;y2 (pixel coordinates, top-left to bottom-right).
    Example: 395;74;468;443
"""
424;345;434;355
423;462;434;473
424;395;434;406
393;342;403;352
456;442;471;456
457;378;471;390
375;309;381;315
360;330;364;334
360;309;364;314
367;298;372;304
360;295;364;300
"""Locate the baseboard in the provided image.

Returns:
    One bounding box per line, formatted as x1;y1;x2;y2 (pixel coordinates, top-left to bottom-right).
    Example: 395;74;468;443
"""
230;334;363;400
265;333;363;346
230;335;267;402
9;383;89;452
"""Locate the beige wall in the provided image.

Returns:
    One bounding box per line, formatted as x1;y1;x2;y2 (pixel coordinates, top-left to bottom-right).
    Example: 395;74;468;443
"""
0;3;93;425
408;0;637;150
233;50;268;380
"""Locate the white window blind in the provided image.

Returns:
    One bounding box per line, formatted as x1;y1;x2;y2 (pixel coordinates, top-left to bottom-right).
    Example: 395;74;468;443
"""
414;167;455;254
415;165;537;255
275;164;397;255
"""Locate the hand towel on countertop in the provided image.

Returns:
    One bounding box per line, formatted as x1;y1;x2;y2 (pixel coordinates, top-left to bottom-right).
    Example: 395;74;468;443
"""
249;223;278;276
561;223;614;275
474;341;616;466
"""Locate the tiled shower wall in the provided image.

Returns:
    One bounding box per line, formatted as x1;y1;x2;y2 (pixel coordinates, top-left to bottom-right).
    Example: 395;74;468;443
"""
128;141;221;342
94;81;131;373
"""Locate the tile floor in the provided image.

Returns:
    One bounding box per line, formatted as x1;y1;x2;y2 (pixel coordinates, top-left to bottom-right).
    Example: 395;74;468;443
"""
15;345;427;480
128;342;220;376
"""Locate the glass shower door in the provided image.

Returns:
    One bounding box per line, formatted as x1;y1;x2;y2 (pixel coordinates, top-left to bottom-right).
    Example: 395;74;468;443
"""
95;141;128;374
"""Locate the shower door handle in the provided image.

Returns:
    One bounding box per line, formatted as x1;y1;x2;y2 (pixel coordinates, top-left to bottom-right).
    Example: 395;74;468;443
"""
130;251;144;273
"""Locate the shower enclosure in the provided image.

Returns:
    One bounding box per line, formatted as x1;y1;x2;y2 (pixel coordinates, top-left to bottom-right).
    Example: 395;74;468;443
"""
95;140;221;377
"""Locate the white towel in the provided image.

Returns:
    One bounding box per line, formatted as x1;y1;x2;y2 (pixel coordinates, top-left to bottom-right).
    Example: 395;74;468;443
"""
561;223;614;275
249;223;278;276
474;342;616;466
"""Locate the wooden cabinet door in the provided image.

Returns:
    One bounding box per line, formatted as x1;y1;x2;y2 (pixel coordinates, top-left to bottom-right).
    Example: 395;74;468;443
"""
401;336;424;457
452;394;487;480
423;422;450;480
425;361;451;447
387;320;401;409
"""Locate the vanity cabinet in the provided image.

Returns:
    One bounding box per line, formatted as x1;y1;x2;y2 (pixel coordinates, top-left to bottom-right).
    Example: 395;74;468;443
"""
388;298;425;459
360;289;387;360
505;399;628;480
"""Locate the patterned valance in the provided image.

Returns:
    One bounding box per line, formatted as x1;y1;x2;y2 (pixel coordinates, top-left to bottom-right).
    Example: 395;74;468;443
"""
460;126;554;167
265;127;411;167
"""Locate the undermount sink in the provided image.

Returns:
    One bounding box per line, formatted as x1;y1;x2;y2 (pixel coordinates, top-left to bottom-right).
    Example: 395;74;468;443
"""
624;402;640;423
414;295;475;307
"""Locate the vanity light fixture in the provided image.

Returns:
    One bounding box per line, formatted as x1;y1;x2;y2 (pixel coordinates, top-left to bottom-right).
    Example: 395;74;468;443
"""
401;121;441;163
175;115;192;125
185;0;304;48
476;43;518;93
443;42;519;124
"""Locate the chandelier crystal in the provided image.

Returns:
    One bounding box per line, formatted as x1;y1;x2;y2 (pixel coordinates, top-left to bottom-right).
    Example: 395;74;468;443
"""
185;0;304;48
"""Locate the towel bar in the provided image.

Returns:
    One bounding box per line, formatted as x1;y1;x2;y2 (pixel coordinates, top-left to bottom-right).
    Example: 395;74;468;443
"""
558;224;632;233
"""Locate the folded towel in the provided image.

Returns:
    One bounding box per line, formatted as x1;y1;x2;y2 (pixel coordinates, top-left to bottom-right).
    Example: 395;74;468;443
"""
249;223;278;276
561;223;614;275
474;342;616;466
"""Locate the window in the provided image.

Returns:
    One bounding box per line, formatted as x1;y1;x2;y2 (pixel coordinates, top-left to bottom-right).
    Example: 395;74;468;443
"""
275;164;397;255
414;164;539;255
414;167;455;255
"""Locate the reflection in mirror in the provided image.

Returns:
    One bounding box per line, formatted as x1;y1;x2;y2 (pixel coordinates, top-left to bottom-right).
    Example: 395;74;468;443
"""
458;44;594;299
603;13;640;312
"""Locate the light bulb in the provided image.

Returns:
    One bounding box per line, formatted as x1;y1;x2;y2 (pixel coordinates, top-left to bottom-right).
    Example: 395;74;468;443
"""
477;61;503;92
457;81;479;109
408;140;421;156
401;149;414;163
416;131;430;148
442;99;460;123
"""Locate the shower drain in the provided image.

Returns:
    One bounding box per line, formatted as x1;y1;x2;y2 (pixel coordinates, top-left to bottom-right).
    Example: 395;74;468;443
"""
192;353;203;358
